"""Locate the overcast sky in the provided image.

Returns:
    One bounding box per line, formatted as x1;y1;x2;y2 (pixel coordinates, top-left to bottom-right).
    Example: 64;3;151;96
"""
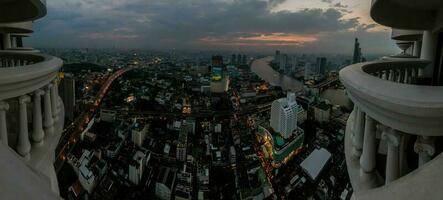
29;0;398;54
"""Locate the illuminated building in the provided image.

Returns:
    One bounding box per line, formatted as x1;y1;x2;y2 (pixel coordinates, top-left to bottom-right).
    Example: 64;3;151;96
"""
257;125;304;167
210;56;230;93
270;93;299;139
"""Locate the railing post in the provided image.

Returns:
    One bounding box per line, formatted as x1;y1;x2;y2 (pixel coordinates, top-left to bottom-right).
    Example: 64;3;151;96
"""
50;81;59;122
0;101;9;146
32;89;45;145
353;106;365;158
382;128;401;184
17;95;31;160
359;115;378;189
414;136;435;166
44;84;54;136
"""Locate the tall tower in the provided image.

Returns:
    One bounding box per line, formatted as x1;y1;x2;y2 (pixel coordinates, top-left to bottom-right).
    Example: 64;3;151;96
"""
352;38;362;64
270;93;299;139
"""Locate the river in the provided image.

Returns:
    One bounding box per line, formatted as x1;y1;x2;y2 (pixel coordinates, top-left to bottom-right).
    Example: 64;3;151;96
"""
251;56;352;109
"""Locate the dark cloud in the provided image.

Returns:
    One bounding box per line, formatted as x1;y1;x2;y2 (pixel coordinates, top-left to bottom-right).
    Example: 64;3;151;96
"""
28;0;394;54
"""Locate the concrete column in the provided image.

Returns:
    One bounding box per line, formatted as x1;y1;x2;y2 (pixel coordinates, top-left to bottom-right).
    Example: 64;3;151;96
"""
353;107;365;158
50;81;59;122
413;41;422;57
17;95;31;160
32;89;45;145
0;101;9;145
382;128;401;184
44;85;54;136
420;30;437;78
2;33;11;50
10;36;16;48
403;69;409;84
359;115;377;189
414;136;435;166
389;70;395;81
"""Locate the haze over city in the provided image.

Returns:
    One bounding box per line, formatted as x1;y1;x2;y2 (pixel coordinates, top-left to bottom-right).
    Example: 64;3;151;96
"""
30;0;397;54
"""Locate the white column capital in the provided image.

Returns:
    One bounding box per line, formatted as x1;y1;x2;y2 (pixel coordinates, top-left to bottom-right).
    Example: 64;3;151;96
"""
414;136;435;157
382;128;401;148
19;95;31;104
0;101;9;111
34;89;45;96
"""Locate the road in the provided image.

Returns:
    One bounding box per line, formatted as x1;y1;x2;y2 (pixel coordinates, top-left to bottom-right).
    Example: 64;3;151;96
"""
55;65;139;173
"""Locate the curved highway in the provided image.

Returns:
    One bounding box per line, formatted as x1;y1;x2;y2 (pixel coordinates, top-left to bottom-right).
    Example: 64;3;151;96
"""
55;65;139;173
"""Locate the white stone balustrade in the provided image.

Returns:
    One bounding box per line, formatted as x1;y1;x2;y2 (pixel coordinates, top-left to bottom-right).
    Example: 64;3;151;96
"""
340;59;443;197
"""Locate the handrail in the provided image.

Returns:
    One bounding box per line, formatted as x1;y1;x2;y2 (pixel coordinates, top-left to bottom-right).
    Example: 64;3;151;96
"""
0;52;62;100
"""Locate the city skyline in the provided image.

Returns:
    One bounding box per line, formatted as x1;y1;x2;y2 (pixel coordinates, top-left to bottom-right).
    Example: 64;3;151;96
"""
29;0;398;54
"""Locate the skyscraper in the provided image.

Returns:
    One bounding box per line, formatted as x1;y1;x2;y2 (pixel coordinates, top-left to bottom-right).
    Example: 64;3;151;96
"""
60;73;76;123
270;93;299;139
231;54;236;65
352;38;362;64
316;57;327;75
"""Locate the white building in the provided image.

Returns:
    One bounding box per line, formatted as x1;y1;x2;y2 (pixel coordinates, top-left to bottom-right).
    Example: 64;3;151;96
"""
339;1;443;200
270;93;299;139
129;150;150;185
132;123;149;147
100;109;116;122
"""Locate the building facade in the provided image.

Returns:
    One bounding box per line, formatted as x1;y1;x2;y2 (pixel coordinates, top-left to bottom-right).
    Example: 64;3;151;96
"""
270;93;299;139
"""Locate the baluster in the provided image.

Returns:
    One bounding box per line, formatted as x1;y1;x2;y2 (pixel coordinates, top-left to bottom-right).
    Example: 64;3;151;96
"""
44;85;54;136
382;128;401;184
414;136;435;166
353;106;365;158
0;101;9;145
359;115;378;189
32;90;45;145
17;95;31;160
50;82;59;122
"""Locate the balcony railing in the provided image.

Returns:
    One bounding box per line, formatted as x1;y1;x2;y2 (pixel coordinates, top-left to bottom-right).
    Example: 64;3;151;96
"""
339;59;443;199
0;51;64;193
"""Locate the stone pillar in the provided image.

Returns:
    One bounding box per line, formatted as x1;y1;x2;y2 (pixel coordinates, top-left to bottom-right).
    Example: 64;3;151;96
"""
389;70;395;81
2;33;11;50
359;115;377;189
50;82;59;122
44;85;54;136
17;95;31;160
420;30;437;78
353;107;365;158
413;41;422;57
403;69;409;84
382;128;401;184
32;89;45;145
414;136;435;166
0;101;9;145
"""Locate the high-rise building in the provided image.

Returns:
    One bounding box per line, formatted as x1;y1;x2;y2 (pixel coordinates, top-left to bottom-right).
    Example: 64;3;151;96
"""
59;73;76;123
210;55;229;93
352;38;362;64
242;54;247;65
316;57;327;75
340;1;443;199
129;150;150;185
270;93;299;139
237;54;242;65
0;1;65;199
231;54;236;65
